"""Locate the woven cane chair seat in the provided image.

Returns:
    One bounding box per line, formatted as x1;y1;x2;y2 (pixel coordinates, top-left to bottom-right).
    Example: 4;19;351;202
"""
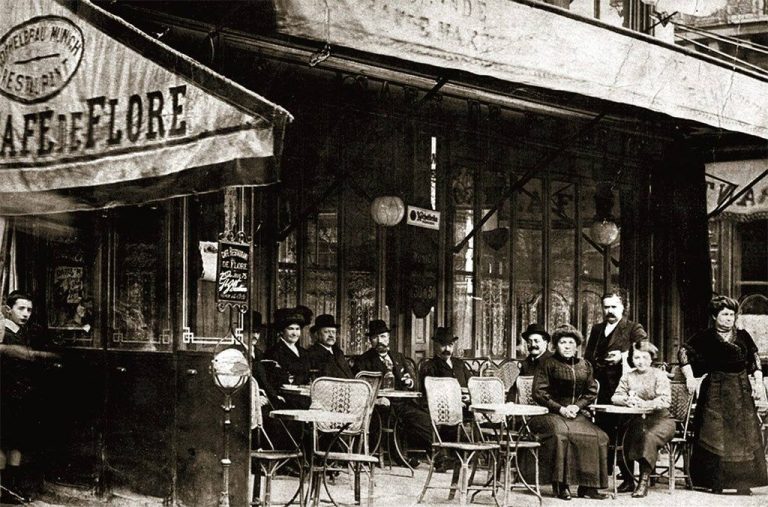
252;449;302;460
432;441;499;452
315;451;380;464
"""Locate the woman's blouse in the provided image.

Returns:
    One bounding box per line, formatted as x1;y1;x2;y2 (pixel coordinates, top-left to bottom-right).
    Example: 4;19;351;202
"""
611;368;671;410
678;328;760;377
533;352;598;414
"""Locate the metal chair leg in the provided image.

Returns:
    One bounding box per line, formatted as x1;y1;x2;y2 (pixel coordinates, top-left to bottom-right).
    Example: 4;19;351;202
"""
417;456;435;503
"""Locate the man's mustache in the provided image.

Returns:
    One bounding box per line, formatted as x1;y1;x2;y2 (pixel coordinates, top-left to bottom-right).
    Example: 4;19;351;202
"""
441;350;452;357
375;344;389;351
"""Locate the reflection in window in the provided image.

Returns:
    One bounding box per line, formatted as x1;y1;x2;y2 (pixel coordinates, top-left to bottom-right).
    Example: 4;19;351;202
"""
111;206;169;351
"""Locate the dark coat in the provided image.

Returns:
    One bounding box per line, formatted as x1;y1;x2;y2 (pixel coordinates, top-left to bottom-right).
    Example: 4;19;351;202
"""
264;339;311;386
419;355;473;390
519;349;553;377
306;342;353;379
584;317;647;402
354;348;417;391
251;348;280;406
533;353;598;415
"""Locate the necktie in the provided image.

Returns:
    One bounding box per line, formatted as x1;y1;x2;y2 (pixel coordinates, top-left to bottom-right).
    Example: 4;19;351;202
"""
382;353;394;372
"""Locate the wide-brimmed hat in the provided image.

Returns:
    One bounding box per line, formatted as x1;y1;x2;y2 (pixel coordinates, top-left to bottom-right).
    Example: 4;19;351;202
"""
432;327;459;346
310;314;340;333
551;324;583;346
521;323;550;342
366;319;391;337
274;306;313;331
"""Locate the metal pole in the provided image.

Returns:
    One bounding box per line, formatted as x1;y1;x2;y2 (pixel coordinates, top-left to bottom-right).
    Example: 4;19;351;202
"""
218;393;234;507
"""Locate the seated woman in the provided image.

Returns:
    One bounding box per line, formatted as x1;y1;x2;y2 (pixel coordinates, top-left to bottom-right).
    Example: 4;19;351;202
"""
529;324;609;500
610;341;675;497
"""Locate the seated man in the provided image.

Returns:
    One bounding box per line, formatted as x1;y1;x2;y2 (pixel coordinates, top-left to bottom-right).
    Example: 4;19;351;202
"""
508;323;552;401
419;327;473;389
354;319;431;466
306;314;353;379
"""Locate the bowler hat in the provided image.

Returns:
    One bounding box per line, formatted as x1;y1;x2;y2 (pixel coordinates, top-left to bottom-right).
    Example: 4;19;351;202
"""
366;319;391;337
432;327;459;346
274;306;313;331
251;310;263;330
521;323;550;342
310;314;340;333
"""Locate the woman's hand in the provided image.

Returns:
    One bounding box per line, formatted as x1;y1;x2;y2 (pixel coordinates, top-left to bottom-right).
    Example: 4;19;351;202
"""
559;405;579;419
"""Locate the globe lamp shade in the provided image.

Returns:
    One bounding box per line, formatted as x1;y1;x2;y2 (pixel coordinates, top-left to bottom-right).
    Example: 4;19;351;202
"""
590;219;620;246
371;196;405;226
212;347;250;392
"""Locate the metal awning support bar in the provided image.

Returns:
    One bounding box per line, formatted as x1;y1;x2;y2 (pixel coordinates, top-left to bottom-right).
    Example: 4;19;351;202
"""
452;112;606;254
707;168;768;219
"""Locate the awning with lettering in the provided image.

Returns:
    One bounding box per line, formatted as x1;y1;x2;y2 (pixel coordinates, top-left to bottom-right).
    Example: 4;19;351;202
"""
275;0;768;141
0;0;292;215
706;160;768;221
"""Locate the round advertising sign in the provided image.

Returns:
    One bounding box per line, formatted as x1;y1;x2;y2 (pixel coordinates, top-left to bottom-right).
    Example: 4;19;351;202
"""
0;16;84;104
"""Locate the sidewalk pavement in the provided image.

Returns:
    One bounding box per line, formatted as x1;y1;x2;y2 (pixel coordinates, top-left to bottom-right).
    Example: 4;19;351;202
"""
8;464;768;506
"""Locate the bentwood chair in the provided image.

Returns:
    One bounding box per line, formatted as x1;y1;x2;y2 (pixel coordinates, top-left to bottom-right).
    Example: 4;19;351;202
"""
655;381;695;492
308;377;378;507
419;377;500;506
250;378;305;507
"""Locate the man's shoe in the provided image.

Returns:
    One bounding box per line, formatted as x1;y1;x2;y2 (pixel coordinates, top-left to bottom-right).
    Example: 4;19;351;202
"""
577;486;608;499
552;482;571;500
407;457;421;469
631;476;649;498
617;479;635;493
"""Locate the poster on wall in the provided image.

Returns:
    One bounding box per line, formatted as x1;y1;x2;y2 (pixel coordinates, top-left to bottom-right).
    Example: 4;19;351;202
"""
216;237;250;312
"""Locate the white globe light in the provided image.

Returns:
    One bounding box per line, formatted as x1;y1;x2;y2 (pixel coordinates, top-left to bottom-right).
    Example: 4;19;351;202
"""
590;219;620;246
212;347;250;390
371;196;405;226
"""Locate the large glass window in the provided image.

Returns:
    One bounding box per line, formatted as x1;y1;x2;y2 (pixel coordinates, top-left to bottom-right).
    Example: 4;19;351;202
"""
550;180;577;330
109;205;171;351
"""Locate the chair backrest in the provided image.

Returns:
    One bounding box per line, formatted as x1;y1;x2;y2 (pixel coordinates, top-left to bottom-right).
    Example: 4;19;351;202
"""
494;360;520;392
355;370;383;421
515;376;535;405
750;375;768;406
424;377;464;432
669;381;695;435
467;376;506;424
309;377;373;436
251;376;263;431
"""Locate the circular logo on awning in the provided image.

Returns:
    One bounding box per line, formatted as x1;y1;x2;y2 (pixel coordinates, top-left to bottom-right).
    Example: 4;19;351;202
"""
0;16;84;104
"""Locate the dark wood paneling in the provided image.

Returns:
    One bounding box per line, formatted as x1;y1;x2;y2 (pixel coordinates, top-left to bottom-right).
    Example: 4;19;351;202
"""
104;352;175;499
175;352;249;506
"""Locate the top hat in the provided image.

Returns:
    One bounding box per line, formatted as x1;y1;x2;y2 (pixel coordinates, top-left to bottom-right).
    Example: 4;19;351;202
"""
432;327;459;346
366;319;391;337
521;323;550;342
310;314;340;333
274;306;313;331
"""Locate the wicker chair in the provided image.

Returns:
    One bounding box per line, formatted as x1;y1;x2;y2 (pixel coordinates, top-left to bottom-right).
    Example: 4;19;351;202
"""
250;377;305;507
493;360;521;393
308;377;379;507
514;376;535;405
418;377;500;506
655;381;695;492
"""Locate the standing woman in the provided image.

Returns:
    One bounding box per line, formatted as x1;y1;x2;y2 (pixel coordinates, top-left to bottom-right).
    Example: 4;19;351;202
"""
530;324;609;500
679;295;768;495
611;341;675;497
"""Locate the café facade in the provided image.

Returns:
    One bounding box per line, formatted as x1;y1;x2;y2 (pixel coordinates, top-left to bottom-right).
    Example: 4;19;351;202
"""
3;0;768;504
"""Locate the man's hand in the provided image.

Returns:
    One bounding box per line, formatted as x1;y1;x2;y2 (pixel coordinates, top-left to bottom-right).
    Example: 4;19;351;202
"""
402;373;414;389
604;350;623;365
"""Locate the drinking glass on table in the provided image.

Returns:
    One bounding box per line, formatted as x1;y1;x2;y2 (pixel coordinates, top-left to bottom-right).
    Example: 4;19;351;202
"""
287;373;295;385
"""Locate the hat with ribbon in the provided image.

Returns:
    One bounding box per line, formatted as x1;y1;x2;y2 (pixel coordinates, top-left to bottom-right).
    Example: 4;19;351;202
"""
432;327;459;346
521;323;550;342
274;306;313;331
310;314;340;333
366;319;391;337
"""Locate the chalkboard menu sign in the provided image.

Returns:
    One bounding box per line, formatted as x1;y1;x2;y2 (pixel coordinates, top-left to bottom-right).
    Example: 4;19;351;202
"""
216;234;250;312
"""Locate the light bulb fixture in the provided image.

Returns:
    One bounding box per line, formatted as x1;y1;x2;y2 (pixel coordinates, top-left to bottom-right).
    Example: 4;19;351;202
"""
371;195;405;226
590;183;620;246
212;347;250;393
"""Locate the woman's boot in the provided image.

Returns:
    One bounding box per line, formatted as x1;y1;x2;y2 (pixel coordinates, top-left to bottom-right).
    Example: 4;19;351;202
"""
632;463;651;498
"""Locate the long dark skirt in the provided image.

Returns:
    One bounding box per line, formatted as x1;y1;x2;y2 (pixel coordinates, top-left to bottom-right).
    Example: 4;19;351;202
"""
690;371;768;490
524;413;609;488
622;409;675;467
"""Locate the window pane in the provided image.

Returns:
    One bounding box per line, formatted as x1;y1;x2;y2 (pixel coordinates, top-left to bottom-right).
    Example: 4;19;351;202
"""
479;204;511;358
453;208;475;356
343;193;375;354
514;178;544;358
277;230;298;308
44;213;99;348
550;180;576;330
110;206;170;351
305;211;338;316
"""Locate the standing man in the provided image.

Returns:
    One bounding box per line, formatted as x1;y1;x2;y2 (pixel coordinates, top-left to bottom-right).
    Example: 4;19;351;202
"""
419;327;473;389
0;291;56;504
306;314;353;379
584;290;648;493
354;319;432;464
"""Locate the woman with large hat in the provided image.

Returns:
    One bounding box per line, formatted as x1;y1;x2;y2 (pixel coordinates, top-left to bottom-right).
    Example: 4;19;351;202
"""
263;305;313;408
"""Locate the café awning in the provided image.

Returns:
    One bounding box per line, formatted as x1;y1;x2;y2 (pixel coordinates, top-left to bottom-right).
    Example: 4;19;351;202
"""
0;0;292;215
275;0;768;141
